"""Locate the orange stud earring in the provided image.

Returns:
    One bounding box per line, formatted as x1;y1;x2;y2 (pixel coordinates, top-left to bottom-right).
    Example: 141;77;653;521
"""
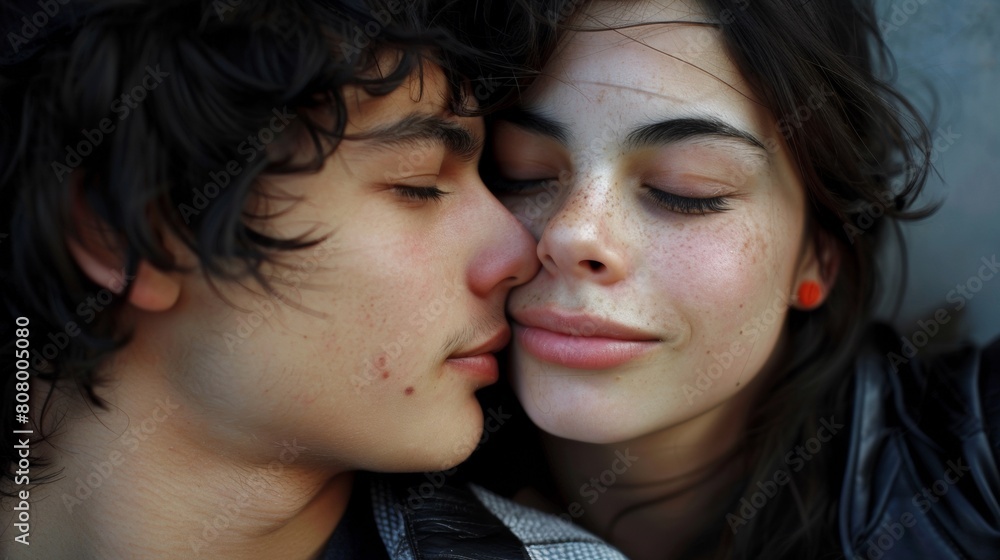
796;280;823;308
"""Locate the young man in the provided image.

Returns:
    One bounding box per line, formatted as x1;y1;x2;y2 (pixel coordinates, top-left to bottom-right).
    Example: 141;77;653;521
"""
0;0;627;558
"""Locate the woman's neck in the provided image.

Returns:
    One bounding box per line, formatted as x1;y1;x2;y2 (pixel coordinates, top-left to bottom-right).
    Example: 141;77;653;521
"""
541;373;767;560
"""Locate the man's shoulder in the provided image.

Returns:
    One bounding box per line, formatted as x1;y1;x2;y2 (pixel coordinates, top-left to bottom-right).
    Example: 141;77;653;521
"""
467;483;629;559
366;474;628;560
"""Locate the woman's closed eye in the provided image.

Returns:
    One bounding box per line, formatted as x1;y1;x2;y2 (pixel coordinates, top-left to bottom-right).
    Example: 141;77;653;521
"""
643;187;731;215
488;175;731;216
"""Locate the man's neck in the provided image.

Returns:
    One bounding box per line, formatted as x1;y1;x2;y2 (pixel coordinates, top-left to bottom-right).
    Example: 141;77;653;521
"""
9;380;354;559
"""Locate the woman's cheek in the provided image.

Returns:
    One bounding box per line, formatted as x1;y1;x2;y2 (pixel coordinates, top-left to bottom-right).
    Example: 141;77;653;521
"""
651;219;784;385
653;219;770;313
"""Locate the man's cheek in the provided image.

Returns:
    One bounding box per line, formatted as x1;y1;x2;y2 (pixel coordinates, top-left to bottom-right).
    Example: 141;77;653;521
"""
409;311;429;333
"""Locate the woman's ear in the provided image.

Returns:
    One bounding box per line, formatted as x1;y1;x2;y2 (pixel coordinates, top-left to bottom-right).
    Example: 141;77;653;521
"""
791;228;841;310
67;190;181;312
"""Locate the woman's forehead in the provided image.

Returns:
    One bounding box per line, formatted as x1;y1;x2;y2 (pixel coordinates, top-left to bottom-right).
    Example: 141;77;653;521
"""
526;26;770;147
578;0;712;29
542;5;756;107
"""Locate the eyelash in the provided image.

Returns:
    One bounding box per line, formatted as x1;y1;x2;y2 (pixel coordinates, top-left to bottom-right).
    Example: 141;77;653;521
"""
644;188;730;215
488;175;730;216
393;186;448;202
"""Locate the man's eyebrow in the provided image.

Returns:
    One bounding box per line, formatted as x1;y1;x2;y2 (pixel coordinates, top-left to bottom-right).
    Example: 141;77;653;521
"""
355;113;482;160
625;117;768;156
494;106;569;144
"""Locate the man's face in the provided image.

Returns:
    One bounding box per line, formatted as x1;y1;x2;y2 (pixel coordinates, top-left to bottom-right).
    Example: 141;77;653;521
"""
139;65;538;472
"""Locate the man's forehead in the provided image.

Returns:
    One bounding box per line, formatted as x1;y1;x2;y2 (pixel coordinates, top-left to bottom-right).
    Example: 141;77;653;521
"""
346;110;483;162
343;62;455;131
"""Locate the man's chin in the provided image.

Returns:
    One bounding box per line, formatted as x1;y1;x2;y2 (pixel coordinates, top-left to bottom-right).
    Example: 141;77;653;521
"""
386;404;486;473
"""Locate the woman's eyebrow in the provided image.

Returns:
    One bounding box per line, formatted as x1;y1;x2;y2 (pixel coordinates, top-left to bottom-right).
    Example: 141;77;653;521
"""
497;108;766;161
625;116;768;157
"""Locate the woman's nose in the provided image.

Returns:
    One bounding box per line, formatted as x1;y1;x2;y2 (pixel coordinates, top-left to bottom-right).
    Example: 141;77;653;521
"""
536;176;629;285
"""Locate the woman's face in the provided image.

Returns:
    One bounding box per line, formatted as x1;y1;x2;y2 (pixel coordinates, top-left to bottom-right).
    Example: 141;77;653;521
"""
491;1;827;444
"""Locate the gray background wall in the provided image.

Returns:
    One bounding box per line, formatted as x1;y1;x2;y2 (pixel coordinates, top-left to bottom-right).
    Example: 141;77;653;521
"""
873;0;1000;346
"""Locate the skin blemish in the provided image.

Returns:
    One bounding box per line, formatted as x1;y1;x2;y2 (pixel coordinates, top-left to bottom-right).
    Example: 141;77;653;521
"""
404;386;414;395
381;371;390;379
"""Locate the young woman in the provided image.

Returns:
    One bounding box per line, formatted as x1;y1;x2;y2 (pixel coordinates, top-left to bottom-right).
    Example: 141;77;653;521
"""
470;0;1000;559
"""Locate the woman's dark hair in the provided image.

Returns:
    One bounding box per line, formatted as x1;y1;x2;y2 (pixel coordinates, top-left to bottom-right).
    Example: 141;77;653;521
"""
699;0;934;558
0;0;565;497
468;0;935;558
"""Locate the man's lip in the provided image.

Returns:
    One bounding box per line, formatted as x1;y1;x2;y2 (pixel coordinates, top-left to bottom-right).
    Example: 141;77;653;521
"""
448;327;511;359
510;307;661;341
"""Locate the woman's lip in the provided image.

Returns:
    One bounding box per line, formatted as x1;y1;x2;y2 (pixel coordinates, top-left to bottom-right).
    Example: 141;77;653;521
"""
513;324;659;370
445;353;499;384
511;307;661;341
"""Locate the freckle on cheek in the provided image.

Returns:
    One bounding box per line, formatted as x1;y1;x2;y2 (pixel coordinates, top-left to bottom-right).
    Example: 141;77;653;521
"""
405;386;414;395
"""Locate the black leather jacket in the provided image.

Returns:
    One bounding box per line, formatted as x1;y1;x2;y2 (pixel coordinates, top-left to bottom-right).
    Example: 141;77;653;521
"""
839;325;1000;559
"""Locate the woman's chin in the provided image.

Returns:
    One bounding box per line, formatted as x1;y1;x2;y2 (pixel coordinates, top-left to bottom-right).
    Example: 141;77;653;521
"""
514;380;653;445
